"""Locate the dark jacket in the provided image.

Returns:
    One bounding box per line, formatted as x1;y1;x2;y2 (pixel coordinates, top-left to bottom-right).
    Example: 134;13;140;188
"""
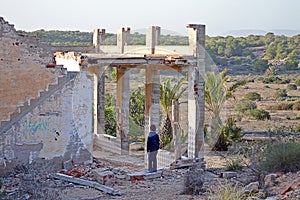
147;131;159;152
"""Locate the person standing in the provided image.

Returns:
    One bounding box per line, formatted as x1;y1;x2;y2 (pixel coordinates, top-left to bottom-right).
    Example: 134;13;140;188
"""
147;124;159;173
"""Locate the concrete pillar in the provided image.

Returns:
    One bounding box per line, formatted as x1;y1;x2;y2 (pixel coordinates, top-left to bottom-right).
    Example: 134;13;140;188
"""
172;100;181;160
144;68;160;168
117;27;130;54
146;26;161;54
186;24;205;159
93;28;105;53
97;66;105;135
116;67;130;154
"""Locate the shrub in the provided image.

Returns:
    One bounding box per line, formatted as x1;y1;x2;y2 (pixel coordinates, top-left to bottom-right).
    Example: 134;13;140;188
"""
246;109;270;120
296;124;300;132
256;76;264;82
295;76;300;86
267;102;293;110
258;141;300;173
235;99;257;113
226;158;243;171
293;101;300;110
262;76;281;84
206;180;250;200
105;106;117;136
244;92;262;101
130;87;145;128
287;84;297;90
273;88;287;99
183;167;204;195
213;117;243;151
264;66;277;76
253;58;269;72
284;59;299;70
262;76;290;84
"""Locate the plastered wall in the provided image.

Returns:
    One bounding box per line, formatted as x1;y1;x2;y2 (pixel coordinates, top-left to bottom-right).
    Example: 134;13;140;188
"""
0;72;94;175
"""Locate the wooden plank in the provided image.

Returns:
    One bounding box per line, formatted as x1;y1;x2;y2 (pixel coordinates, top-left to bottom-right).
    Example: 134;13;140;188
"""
49;173;121;196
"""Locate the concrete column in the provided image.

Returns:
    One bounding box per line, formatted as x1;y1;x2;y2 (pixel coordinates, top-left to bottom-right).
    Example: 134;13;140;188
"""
172;100;181;160
97;66;105;135
93;28;105;53
186;24;205;159
144;68;160;168
146;26;161;54
116;67;130;154
117;27;131;54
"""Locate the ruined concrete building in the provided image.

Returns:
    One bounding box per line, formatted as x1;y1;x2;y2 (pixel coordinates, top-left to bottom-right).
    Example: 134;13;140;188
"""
0;16;206;174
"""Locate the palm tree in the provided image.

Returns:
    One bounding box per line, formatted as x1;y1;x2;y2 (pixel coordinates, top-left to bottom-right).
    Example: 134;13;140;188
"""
205;69;229;139
205;69;247;150
160;76;187;148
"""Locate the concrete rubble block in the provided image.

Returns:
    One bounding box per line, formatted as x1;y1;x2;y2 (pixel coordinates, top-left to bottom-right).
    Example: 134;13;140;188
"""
170;158;206;170
63;160;74;171
93;170;115;185
50;173;121;195
127;171;162;181
264;173;278;187
129;142;143;151
220;171;237;179
244;181;259;194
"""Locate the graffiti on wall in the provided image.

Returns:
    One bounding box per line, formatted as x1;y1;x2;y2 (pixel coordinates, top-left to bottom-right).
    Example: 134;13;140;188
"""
21;119;62;141
22;120;49;134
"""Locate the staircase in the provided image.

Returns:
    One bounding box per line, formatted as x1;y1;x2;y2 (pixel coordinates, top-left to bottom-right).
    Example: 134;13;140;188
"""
0;67;77;135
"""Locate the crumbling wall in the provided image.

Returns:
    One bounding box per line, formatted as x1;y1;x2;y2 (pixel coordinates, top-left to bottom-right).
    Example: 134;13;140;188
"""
0;17;56;123
54;52;88;72
0;71;94;175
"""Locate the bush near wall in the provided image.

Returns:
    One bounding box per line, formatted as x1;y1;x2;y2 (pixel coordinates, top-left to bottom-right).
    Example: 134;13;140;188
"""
246;109;271;120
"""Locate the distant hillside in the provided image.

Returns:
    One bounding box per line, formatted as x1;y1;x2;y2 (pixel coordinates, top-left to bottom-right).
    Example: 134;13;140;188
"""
222;29;300;37
20;29;300;75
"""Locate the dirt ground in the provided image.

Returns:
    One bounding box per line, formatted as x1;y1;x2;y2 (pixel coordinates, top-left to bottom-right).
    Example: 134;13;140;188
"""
2;148;299;200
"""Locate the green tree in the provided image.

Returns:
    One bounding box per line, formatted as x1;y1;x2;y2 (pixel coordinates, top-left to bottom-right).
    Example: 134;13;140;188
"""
253;58;269;72
129;87;145;128
205;69;230;150
205;69;247;151
265;45;276;60
264;32;275;45
105;107;117;136
284;60;299;70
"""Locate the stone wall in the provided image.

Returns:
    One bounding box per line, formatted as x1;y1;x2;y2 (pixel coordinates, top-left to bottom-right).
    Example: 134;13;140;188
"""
0;71;94;175
0;17;56;123
0;17;94;175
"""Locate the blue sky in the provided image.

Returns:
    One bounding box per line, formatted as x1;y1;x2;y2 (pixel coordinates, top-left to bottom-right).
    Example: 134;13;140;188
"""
1;0;300;36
